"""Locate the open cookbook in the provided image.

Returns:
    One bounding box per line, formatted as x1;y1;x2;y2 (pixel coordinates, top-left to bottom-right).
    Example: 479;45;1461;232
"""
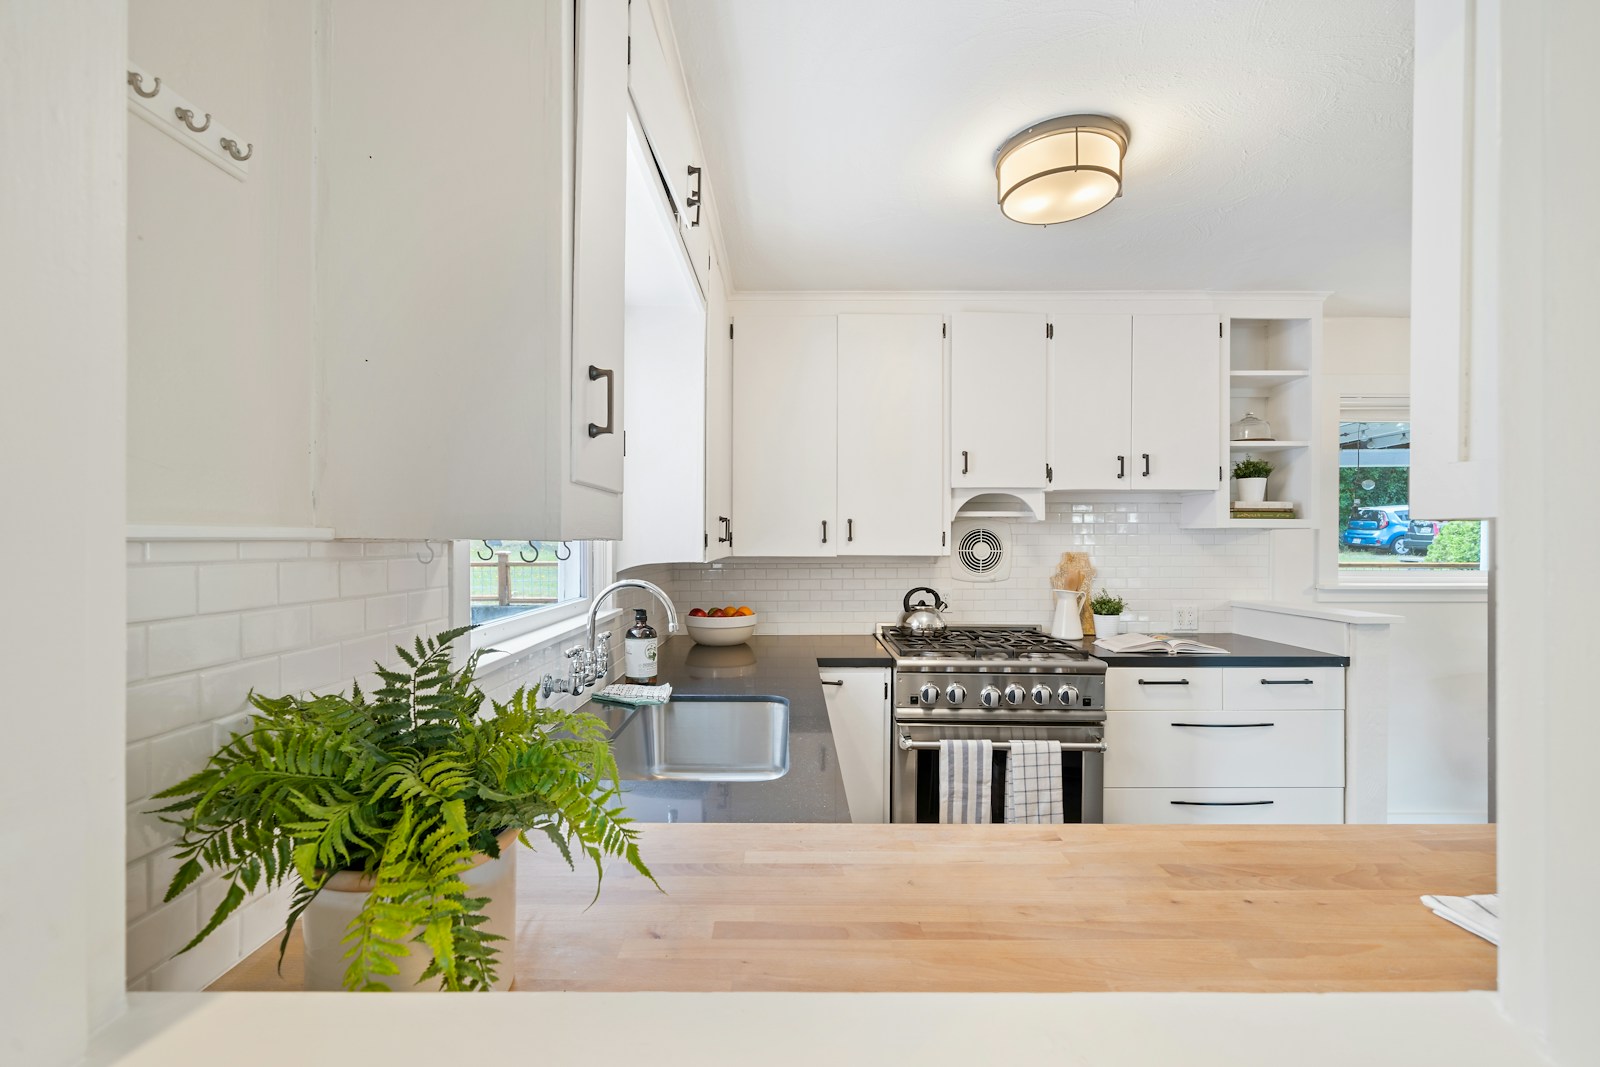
1093;633;1229;655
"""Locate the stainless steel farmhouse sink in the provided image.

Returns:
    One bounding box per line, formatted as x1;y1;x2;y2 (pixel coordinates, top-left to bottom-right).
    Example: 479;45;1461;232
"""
608;696;790;782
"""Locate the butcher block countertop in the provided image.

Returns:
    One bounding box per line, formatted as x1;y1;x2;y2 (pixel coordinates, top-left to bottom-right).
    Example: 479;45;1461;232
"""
212;822;1494;994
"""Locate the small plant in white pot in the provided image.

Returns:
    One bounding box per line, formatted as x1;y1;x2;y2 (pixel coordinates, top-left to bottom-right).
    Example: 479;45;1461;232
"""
1232;456;1274;504
1089;591;1125;640
151;627;655;991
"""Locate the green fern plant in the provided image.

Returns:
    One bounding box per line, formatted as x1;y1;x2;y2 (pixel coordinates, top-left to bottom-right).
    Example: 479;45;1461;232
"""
151;627;654;991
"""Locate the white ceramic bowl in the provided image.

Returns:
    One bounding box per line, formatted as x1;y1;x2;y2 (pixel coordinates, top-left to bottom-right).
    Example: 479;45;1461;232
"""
683;613;758;646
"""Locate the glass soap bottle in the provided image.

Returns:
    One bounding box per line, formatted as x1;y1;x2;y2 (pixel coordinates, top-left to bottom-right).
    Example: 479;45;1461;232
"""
625;608;659;684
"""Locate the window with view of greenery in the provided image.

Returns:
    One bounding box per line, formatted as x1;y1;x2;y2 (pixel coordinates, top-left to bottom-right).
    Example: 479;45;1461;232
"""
468;540;588;627
1337;406;1487;576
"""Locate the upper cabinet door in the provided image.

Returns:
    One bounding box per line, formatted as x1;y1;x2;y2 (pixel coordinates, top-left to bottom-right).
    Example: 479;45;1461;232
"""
731;316;838;557
837;314;946;556
950;312;1048;488
570;0;629;493
1050;314;1133;490
1131;314;1222;491
703;252;733;561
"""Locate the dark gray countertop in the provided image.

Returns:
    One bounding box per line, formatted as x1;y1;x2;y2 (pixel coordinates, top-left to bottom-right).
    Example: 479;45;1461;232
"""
588;635;889;824
1068;632;1349;667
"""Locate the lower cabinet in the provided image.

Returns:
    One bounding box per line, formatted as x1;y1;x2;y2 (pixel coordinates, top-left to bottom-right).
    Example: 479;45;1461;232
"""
818;667;890;824
1102;666;1346;824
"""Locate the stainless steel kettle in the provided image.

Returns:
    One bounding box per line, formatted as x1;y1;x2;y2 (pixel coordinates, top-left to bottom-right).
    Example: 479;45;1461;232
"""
900;587;949;633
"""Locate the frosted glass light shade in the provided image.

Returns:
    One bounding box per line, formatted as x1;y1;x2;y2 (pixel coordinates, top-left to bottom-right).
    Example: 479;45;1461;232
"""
995;115;1129;225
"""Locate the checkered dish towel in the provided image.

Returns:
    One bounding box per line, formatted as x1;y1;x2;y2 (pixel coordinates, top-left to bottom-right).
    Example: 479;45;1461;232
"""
1004;739;1064;824
938;739;993;824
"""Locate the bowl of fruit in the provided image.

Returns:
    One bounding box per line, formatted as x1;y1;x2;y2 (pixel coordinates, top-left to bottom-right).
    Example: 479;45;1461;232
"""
683;605;758;646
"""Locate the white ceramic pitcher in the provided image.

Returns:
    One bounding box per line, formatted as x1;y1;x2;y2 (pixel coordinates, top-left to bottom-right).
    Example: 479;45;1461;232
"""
1049;588;1086;640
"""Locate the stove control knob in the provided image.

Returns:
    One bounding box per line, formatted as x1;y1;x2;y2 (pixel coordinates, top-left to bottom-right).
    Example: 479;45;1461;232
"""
1030;684;1053;706
1003;683;1025;707
946;683;968;705
918;683;941;706
979;686;1001;709
1057;684;1080;706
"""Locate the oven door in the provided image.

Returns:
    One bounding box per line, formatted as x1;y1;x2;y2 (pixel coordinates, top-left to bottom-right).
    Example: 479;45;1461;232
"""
890;719;1105;824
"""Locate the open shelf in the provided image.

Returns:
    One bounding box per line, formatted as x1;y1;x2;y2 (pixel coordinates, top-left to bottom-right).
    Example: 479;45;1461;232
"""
1229;440;1309;451
1230;369;1310;397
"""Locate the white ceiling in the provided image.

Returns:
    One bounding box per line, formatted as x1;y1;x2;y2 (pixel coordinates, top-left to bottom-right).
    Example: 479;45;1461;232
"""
664;0;1414;315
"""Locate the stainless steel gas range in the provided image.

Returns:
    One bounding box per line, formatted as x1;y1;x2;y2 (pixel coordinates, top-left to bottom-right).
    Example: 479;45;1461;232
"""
877;625;1109;823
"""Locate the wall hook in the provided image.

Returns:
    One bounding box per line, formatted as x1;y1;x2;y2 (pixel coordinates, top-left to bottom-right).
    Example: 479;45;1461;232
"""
474;542;495;562
174;106;211;133
416;541;435;565
519;541;541;564
555;541;573;561
127;71;161;98
219;137;253;161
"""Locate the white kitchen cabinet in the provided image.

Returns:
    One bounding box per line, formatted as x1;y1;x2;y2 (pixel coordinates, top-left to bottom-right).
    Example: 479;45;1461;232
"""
819;668;891;824
1049;314;1133;490
951;312;1049;489
1102;665;1346;824
837;314;946;556
316;0;624;540
731;316;839;556
703;251;734;560
1129;314;1223;491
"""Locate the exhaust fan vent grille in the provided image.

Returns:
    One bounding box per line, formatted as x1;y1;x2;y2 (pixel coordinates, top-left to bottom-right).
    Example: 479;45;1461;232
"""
950;520;1013;582
958;528;1003;573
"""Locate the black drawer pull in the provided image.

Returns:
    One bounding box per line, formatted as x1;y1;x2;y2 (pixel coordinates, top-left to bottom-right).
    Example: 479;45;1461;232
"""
1170;800;1275;807
1170;722;1275;729
1260;678;1315;685
1137;679;1190;686
820;679;844;687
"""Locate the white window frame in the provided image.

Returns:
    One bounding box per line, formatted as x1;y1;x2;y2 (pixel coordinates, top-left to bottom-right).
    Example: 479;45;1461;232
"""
1317;388;1489;596
450;540;618;659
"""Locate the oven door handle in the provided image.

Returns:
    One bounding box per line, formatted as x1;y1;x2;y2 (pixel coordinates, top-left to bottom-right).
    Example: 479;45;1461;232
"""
897;735;1105;753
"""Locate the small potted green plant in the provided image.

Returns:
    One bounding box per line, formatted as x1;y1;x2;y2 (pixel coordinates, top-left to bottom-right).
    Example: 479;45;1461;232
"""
1232;456;1274;503
151;627;654;991
1090;591;1125;640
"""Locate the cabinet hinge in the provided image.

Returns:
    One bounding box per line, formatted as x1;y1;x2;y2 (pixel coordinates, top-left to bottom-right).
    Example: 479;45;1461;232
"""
1046;463;1053;484
942;322;947;338
729;322;734;340
1045;322;1054;339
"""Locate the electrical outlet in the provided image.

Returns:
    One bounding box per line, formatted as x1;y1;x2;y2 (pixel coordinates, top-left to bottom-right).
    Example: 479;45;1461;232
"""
1174;604;1199;632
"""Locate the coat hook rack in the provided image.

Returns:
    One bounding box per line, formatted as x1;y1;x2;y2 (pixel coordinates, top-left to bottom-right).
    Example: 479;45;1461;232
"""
125;61;252;181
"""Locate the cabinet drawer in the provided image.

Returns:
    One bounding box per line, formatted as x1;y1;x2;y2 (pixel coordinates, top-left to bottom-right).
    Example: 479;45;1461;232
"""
1105;667;1223;711
1104;710;1344;788
1103;787;1345;824
1222;667;1344;710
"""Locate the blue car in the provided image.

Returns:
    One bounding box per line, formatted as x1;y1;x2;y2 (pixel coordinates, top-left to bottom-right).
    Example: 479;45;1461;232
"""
1341;506;1436;556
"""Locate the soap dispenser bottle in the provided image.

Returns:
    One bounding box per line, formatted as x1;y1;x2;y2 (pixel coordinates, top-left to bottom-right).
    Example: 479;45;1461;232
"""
624;608;658;684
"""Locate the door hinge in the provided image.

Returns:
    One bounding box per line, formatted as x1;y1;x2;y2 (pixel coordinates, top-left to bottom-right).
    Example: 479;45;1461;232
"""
942;322;947;338
1046;322;1054;339
729;322;734;339
1046;463;1053;484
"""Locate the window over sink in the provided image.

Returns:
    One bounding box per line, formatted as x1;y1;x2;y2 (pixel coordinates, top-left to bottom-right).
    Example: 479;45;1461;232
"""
461;539;600;648
1333;397;1488;583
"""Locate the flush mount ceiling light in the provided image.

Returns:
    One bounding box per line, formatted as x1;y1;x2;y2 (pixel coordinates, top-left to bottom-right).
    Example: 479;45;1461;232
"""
994;114;1130;225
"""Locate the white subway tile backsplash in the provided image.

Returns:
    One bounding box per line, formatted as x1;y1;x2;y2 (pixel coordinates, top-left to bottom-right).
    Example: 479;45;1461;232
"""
127;674;203;742
127;566;197;622
127;860;150;922
341;633;392;680
198;656;280;719
127;803;180;860
238;540;311;560
311;598;367;641
148;724;219;795
147;614;242;675
127;626;148;682
126;742;151;804
240;605;311;658
145;541;238;563
338;560;388;598
385;558;425;592
364;593;409;632
407;588;446;624
278;560;340;604
279;643;346;695
308;541;367;559
147;916;242;992
126;897;198;980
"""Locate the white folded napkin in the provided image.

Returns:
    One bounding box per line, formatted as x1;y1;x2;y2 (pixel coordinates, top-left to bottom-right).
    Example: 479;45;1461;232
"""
1420;892;1500;945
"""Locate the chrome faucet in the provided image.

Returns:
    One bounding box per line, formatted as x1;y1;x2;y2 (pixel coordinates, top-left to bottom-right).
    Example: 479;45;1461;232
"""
541;578;678;700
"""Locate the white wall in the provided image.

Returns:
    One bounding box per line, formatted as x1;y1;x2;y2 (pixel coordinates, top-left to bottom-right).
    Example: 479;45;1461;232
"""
1;2;128;1062
127;0;316;526
1315;317;1490;822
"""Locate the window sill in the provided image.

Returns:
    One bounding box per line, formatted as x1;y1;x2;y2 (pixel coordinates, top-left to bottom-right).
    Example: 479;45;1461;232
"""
473;607;624;677
1317;583;1488;604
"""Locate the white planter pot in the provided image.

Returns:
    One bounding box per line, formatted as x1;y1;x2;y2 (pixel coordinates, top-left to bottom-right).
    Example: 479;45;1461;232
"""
1236;477;1268;503
1093;614;1121;639
301;828;520;991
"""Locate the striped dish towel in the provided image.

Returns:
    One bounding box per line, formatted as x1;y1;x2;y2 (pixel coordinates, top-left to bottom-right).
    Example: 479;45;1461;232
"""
1004;739;1063;824
938;739;993;823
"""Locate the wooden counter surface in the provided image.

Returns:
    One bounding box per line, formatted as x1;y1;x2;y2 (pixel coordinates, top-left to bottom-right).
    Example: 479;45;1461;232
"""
212;823;1495;994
